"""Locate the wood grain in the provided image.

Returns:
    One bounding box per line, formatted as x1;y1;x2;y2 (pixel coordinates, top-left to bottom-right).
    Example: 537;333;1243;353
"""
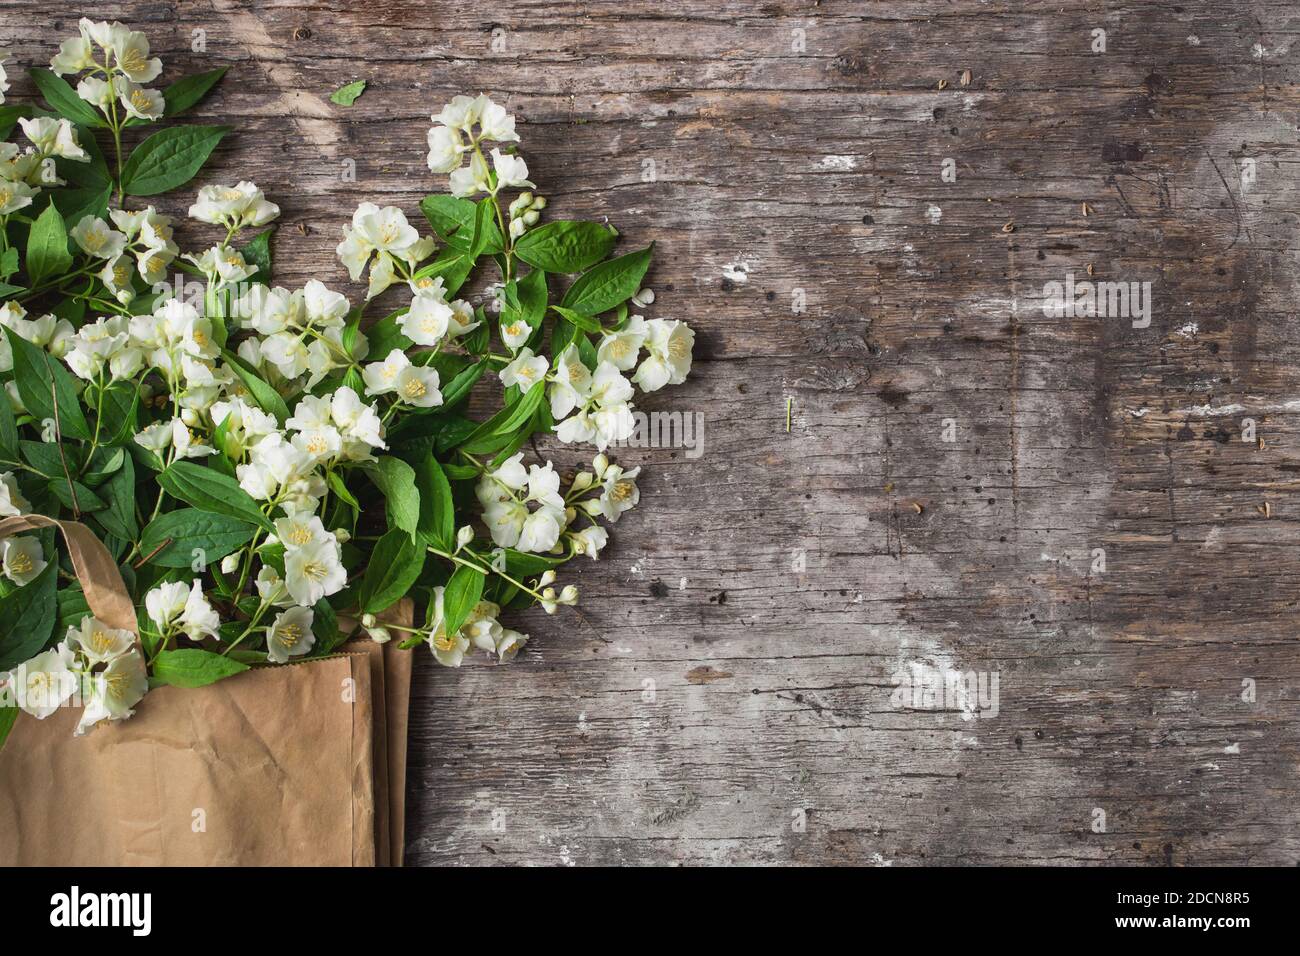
6;0;1300;864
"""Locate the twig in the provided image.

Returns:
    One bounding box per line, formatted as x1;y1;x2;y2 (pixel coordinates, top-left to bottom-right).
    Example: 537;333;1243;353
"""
133;537;173;570
45;356;79;517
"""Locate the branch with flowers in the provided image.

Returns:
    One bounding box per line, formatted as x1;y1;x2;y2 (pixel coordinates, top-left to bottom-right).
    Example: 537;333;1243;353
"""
0;19;694;744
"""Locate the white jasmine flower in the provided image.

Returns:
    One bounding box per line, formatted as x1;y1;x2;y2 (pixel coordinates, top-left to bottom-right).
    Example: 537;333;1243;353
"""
303;279;350;328
68;615;135;664
395;363;442;408
490;148;534;191
570;525;609;559
425;587;471;667
255;565;295;607
500;315;532;351
50;24;96;75
291;420;342;462
517;463;566;553
329;387;387;454
145;580;189;631
548;344;592;418
117;80;164;121
13;644;78;719
236;284;303;335
65;315;130;380
99;254;135;300
0;179;36;216
495;629;528;662
499;346;548;390
76;75;113;107
432;95;483;131
76;649;148;735
425;123;466;173
266;606;316;663
456;525;475;549
109;25;163;83
170;418;216;459
449;150;489;198
69;215;126;259
478;98;519;142
259;331;310;379
275;513;332;551
133;420;173;456
181;581;220;640
597;315;648;371
633;318;695;391
185;244;257;286
598;463;641;522
283;539;346;607
362;348;409;396
19;117;90;162
399;294;453;346
0;535;46;585
188;181;280;229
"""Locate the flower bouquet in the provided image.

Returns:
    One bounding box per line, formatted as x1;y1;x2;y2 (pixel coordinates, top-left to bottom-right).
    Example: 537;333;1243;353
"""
0;19;694;746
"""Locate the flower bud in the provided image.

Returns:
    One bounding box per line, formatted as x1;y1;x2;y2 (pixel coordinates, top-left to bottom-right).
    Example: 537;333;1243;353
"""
333;528;351;544
582;499;603;517
564;506;576;525
530;195;547;211
522;209;539;226
181;407;199;427
570;471;593;492
592;453;609;478
456;525;475;549
368;626;392;644
509;218;526;240
559;584;579;605
631;287;655;308
220;553;240;574
539;570;556;587
361;613;376;628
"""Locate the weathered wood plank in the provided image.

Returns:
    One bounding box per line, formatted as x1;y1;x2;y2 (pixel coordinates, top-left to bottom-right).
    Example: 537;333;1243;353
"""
5;0;1300;865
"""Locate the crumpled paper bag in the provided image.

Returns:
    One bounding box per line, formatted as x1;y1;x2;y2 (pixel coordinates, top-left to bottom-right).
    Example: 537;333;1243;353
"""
0;611;412;867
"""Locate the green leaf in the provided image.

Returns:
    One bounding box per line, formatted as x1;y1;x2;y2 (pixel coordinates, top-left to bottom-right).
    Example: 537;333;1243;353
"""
414;455;455;551
52;185;112;235
442;564;485;638
312;598;345;653
5;329;92;441
0;388;17;460
456;380;546;455
121;125;231;196
221;347;289;424
560;244;653;316
0;705;17;753
515;220;616;273
97;453;138;541
152;648;249;688
29;68;106;127
0;104;33;141
359;528;427;614
139;509;258;568
19;439;69;478
439;358;487;410
160;461;274;530
241;228;274;284
24;202;72;288
330;80;367;106
327;470;359;511
362;456;420;537
0;552;57;671
49;477;105;512
365;309;413;358
551;305;603;334
161;67;228;117
419;195;478;240
516;267;549;328
82;446;125;486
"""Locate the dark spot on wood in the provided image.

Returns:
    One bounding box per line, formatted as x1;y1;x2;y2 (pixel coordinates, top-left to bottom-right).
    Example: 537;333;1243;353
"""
648;579;669;598
879;383;909;408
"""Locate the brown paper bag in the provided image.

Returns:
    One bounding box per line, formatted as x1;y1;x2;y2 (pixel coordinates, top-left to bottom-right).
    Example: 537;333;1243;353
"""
0;514;415;865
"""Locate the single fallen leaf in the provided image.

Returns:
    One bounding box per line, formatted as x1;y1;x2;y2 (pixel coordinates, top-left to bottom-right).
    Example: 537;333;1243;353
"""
330;80;367;106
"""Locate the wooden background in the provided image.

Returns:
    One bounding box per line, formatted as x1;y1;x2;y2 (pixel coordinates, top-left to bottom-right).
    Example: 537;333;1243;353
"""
7;0;1300;865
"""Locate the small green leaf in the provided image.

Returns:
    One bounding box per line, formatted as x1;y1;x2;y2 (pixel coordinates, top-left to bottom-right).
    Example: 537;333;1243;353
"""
25;203;72;288
455;380;546;455
327;470;360;511
49;477;106;513
221;347;290;424
5;329;91;441
122;125;230;196
139;509;258;568
0;104;33;141
159;461;274;530
362;456;420;538
97;453;138;541
442;564;485;638
152;648;249;688
515;220;616;273
240;228;274;284
359;528;427;614
330;80;368;106
560;244;653;316
0;551;57;671
0;389;17;460
414;455;455;551
29;68;106;127
551;305;603;334
161;67;228;117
